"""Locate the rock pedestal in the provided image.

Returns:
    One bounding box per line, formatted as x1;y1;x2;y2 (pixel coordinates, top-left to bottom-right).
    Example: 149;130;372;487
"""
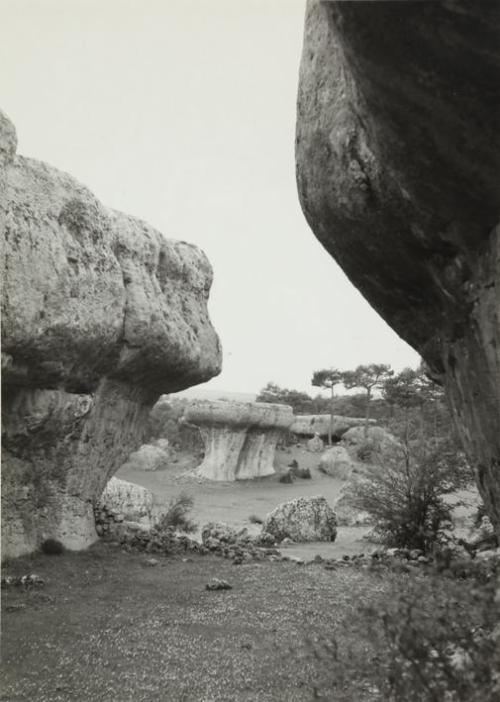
296;2;500;533
1;111;222;558
183;401;294;480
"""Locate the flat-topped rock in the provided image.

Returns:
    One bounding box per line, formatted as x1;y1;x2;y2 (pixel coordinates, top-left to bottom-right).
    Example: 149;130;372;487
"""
1;111;221;558
183;400;294;481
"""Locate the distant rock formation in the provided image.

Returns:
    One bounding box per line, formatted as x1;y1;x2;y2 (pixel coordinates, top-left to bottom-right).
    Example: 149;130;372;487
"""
1;110;222;558
290;414;374;440
296;2;500;533
183;400;294;480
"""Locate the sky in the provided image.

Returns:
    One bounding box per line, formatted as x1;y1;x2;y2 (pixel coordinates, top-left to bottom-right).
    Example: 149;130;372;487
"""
1;0;419;396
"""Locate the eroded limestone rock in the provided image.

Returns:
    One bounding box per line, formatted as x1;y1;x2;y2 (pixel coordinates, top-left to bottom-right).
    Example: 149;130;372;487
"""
1;110;221;558
98;477;154;523
183;400;294;480
290;414;375;440
296;2;500;532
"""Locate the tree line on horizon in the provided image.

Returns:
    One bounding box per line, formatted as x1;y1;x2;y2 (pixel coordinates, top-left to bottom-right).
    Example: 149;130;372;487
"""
257;363;448;445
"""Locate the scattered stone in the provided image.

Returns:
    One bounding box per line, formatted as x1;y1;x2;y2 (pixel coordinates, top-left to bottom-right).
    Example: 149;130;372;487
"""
1;574;45;589
318;446;354;480
306;433;324;453
144;558;159;567
279;471;294;484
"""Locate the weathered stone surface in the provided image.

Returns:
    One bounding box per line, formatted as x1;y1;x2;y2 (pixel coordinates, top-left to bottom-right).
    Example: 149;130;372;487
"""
1;110;221;558
290;414;374;440
120;439;170;472
183;401;294;480
98;477;154;523
263;496;337;543
318;446;354;480
296;2;500;532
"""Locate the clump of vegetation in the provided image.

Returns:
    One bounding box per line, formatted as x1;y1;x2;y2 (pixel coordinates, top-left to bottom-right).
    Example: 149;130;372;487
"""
40;538;65;555
156;492;197;534
345;436;471;551
301;566;499;702
248;514;264;525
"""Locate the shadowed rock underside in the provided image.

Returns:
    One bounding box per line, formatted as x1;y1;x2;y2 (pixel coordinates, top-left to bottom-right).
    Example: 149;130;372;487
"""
296;1;500;532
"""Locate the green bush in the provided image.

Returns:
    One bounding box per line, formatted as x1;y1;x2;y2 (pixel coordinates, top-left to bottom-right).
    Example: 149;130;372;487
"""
156;492;197;534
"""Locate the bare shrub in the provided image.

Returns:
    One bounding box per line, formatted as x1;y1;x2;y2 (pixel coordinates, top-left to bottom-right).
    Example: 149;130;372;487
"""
344;436;471;551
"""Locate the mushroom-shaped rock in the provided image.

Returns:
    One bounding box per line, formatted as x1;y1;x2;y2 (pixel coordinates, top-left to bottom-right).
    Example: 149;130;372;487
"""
290;414;375;440
296;1;500;533
1;111;221;559
263;496;337;543
183;401;294;481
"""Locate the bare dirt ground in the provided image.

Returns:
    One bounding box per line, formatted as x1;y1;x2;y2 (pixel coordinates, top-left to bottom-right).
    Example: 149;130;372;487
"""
1;543;389;702
117;444;371;559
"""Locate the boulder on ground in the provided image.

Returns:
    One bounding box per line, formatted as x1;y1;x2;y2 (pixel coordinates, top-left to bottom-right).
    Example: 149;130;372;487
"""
318;446;354;480
263;496;337;543
120;439;170;472
98;477;154;523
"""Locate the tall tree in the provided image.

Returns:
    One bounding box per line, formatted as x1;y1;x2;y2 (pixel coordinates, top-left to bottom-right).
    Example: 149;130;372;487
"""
311;368;343;445
342;364;394;437
256;382;314;415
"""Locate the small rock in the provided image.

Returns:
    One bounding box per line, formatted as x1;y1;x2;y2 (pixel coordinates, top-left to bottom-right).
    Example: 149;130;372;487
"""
206;578;233;591
144;558;159;567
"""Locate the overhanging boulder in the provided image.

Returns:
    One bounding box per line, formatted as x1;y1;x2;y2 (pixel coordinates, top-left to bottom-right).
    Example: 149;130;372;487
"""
296;1;500;533
290;414;374;440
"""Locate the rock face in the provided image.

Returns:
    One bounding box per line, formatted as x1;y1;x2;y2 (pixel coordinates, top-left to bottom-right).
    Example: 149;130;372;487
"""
1;111;222;558
183;400;294;480
296;2;500;533
263;496;337;543
290;414;374;440
318;446;354;480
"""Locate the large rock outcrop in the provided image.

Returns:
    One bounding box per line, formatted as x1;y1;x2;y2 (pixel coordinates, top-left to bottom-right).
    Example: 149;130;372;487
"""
290;413;374;440
296;2;500;532
1;110;221;558
183;400;294;480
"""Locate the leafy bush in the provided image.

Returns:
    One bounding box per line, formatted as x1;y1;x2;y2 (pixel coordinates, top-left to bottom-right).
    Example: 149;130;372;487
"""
344;436;472;551
248;514;264;525
156;492;197;534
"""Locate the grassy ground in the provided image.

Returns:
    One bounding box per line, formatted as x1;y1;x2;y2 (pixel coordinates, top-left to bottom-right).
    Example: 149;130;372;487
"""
2;543;390;702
